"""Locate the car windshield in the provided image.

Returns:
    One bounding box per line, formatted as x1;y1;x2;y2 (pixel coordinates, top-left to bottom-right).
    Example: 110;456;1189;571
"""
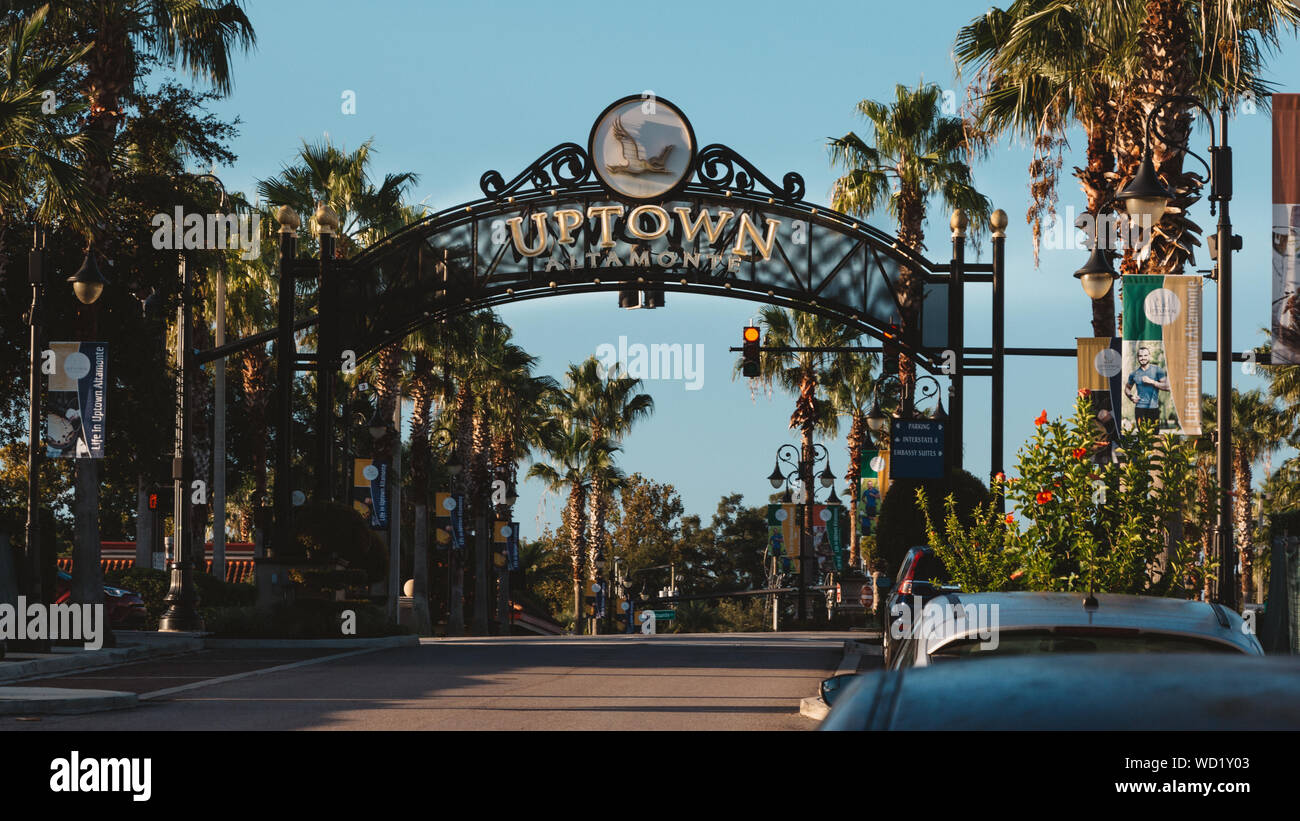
929;629;1240;659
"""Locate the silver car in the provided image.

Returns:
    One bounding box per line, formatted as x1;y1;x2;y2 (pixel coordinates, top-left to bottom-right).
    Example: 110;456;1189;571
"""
887;591;1262;669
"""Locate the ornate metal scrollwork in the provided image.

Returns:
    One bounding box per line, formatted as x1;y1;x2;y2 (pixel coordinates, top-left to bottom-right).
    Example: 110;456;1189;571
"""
692;144;806;203
479;143;593;200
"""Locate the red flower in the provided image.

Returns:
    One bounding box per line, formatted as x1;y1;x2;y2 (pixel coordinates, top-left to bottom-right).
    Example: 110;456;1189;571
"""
1072;447;1087;459
1034;410;1048;426
1004;513;1014;524
1078;388;1091;398
994;472;1006;483
1010;569;1025;581
1035;490;1053;504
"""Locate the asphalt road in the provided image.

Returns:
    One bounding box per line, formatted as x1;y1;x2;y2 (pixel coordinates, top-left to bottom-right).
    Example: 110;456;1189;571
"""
6;632;850;731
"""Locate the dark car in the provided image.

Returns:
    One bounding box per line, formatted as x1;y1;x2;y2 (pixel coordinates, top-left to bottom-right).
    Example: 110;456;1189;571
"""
822;654;1300;730
55;569;149;629
881;546;953;667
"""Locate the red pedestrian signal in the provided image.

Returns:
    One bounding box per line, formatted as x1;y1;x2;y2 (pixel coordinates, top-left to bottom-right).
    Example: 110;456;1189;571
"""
742;326;761;377
148;492;159;511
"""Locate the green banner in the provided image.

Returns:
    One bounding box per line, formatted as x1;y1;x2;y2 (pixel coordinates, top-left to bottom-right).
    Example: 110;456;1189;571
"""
828;505;844;572
1121;274;1201;435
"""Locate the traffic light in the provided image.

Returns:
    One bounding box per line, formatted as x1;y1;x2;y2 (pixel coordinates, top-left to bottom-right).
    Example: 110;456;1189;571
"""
742;326;761;377
882;322;900;376
643;289;664;309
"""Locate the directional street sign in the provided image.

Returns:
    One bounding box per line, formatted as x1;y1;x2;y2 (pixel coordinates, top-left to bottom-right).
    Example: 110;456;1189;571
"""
653;610;676;620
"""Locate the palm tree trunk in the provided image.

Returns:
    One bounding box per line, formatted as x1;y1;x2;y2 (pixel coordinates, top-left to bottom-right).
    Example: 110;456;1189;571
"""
1234;452;1254;606
846;415;865;569
447;385;474;636
567;481;587;631
895;189;926;408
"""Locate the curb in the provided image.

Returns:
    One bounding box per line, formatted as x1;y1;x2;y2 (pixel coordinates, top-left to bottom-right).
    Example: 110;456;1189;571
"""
0;637;205;685
203;635;419;650
801;638;880;722
800;695;831;721
0;687;138;716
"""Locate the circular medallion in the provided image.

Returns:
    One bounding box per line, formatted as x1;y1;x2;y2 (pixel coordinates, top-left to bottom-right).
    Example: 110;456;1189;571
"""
589;95;695;200
362;464;380;481
1093;348;1122;379
1143;288;1182;325
64;352;91;381
869;455;886;473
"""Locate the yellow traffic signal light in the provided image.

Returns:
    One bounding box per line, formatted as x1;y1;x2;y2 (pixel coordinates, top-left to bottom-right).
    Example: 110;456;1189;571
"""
742;326;761;377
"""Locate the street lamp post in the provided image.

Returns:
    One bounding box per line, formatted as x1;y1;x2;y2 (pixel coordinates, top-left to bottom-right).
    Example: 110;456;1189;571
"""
766;442;836;626
1112;96;1239;608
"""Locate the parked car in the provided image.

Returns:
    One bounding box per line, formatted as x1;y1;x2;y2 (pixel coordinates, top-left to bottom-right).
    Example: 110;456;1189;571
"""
881;546;953;666
887;591;1262;670
822;653;1300;730
54;569;149;629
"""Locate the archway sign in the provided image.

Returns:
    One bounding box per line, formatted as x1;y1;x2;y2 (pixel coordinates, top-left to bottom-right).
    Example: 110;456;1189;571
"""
253;94;1002;550
327;94;952;372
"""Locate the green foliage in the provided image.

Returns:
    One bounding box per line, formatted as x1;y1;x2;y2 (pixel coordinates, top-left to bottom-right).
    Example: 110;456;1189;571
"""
917;489;1023;592
292;501;387;582
667;600;722;633
921;396;1204;596
200;600;406;639
103;566;254;628
874;469;991;574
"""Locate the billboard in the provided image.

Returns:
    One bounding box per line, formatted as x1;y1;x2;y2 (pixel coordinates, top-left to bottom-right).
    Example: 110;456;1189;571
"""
1120;275;1202;435
1273;94;1300;364
45;341;107;459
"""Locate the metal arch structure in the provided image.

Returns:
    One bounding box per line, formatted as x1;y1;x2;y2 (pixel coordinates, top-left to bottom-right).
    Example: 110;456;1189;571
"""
255;99;1002;562
328;141;953;374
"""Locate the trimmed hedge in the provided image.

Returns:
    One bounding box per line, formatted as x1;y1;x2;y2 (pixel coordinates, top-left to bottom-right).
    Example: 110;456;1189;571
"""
200;600;407;638
873;469;991;575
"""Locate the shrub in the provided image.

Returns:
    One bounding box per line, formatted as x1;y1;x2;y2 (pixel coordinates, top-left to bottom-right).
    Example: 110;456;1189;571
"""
293;501;388;582
200;600;407;638
874;469;991;574
921;395;1203;595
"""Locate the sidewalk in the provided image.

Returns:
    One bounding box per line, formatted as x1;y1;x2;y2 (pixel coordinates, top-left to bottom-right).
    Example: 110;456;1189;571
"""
0;632;416;716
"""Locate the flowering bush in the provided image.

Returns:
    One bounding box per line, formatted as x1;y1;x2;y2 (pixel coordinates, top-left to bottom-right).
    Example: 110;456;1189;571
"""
921;396;1204;596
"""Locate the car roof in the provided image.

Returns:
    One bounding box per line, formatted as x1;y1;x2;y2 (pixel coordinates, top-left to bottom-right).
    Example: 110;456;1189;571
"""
916;591;1260;654
824;654;1300;730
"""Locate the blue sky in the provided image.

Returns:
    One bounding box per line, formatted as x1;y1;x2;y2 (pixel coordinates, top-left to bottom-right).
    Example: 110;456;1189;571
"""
192;0;1300;535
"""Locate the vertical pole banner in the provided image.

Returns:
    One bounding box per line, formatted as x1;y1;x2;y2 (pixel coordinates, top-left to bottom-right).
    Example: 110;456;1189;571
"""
450;493;466;551
1120;275;1202;435
507;522;520;571
1274;94;1300;364
1077;337;1124;462
858;450;888;542
434;492;455;548
765;503;785;559
827;505;844;572
353;459;389;529
46;341;107;459
492;521;510;568
781;502;799;573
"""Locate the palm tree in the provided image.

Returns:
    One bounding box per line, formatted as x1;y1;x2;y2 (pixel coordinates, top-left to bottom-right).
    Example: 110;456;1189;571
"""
553;357;654;591
824;347;878;569
829;82;990;394
0;6;99;231
1201;389;1287;605
15;0;256;252
528;424;605;630
741;307;856;611
256;137;419;256
955;1;1138;334
1113;0;1300;278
